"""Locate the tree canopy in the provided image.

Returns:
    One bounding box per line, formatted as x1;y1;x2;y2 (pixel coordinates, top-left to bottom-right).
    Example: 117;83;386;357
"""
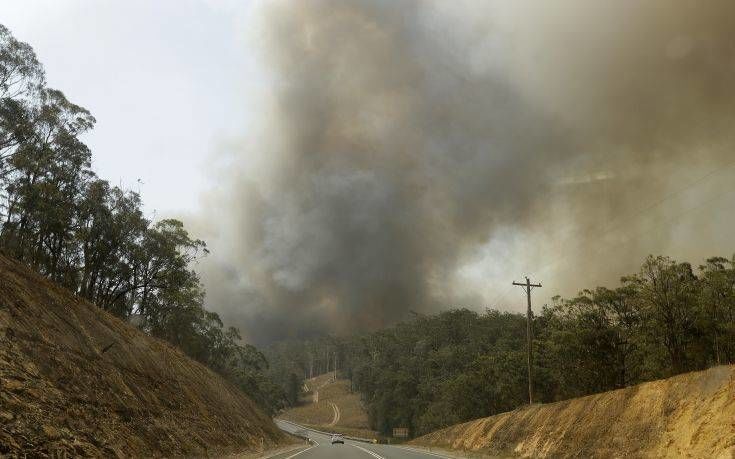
267;254;735;437
0;23;288;414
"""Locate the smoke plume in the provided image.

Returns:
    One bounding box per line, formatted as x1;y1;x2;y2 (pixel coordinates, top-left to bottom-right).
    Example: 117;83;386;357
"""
197;0;735;344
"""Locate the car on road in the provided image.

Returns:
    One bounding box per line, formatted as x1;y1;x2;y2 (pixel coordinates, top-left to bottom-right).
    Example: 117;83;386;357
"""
330;434;344;444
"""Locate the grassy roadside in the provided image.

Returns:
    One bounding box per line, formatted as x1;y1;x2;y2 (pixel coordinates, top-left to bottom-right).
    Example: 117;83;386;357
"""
279;374;379;440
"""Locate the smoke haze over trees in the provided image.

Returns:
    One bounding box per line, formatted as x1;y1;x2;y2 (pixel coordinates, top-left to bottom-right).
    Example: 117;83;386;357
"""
197;0;735;344
267;253;735;436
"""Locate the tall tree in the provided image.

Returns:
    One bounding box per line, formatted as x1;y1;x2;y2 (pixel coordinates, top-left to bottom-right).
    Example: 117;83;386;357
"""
699;256;735;365
626;256;702;375
0;23;287;414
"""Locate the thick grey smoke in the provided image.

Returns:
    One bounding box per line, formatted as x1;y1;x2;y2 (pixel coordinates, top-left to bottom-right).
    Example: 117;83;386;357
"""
197;0;735;344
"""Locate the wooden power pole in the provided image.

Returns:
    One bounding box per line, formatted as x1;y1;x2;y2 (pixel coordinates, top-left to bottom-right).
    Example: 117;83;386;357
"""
513;276;542;404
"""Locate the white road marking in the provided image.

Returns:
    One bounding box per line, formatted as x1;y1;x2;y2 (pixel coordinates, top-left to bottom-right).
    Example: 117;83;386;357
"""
396;446;452;458
350;443;385;459
283;439;319;459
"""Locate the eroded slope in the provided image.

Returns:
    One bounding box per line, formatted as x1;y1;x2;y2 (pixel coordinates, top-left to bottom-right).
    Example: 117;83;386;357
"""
0;254;289;456
412;365;735;458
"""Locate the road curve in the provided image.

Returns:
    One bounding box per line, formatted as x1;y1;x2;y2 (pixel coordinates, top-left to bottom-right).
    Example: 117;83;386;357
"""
271;420;452;459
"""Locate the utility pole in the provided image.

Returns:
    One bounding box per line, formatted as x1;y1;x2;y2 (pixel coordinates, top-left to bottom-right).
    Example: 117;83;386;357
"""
513;276;542;404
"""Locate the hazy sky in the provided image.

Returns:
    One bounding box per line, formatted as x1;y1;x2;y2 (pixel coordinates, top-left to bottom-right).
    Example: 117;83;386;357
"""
3;1;734;343
0;0;260;216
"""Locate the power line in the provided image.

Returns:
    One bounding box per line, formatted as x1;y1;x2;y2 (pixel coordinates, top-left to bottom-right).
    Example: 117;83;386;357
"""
539;181;735;281
487;159;735;309
531;160;735;284
595;158;735;241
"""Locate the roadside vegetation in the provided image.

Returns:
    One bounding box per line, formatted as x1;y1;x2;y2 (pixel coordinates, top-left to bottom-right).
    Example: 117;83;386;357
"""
269;254;735;436
279;375;378;440
0;24;287;414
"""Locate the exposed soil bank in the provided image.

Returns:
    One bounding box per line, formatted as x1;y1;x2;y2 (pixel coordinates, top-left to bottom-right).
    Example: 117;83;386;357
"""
412;365;735;458
0;254;290;457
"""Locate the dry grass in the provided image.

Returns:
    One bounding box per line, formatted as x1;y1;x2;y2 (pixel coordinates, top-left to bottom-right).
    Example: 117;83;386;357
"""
0;254;290;456
280;374;378;439
322;380;371;429
278;399;335;426
304;372;336;392
412;365;735;458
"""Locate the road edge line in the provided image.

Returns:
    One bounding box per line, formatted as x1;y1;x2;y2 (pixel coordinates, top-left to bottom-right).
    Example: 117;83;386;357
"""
396;445;455;458
350;443;385;459
276;419;375;444
283;439;319;459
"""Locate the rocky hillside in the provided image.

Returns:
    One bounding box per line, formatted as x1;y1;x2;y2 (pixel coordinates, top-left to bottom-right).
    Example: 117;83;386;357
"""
0;254;290;456
412;365;735;458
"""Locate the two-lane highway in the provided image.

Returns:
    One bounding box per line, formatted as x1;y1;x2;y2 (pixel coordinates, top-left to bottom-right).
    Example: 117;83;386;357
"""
271;420;452;459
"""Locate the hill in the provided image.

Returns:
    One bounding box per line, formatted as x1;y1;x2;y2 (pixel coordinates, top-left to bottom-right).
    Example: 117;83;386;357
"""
411;365;735;458
279;373;378;439
0;254;291;456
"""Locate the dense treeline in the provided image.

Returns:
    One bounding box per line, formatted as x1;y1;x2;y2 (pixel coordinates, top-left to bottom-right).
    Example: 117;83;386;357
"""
0;24;287;413
264;338;342;406
538;255;735;399
268;254;735;436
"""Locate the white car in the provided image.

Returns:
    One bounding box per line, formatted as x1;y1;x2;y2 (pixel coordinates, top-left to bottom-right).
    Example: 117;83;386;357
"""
331;434;344;444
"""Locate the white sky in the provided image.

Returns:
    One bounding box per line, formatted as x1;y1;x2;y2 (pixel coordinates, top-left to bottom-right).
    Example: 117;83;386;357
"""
0;0;262;217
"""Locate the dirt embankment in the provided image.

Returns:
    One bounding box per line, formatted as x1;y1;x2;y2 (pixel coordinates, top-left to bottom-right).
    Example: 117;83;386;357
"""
0;254;291;457
279;374;378;439
412;365;735;458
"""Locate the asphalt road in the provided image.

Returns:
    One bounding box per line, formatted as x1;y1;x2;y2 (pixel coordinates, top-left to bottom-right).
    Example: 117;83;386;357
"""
271;420;452;459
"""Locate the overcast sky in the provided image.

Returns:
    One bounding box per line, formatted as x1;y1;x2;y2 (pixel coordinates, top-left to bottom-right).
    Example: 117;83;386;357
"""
0;0;262;217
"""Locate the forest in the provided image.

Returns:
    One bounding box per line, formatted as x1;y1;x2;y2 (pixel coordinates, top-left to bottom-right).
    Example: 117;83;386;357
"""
267;254;735;436
0;24;286;413
2;22;734;435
